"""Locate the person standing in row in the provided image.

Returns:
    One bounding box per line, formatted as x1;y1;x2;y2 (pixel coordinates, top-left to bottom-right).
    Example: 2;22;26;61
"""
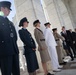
44;22;63;72
19;17;39;75
0;1;20;75
61;26;74;61
33;20;54;75
52;28;65;64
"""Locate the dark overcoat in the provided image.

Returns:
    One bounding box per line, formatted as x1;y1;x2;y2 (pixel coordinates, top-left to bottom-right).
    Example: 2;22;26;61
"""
0;16;20;75
61;30;75;58
19;28;39;73
0;16;19;56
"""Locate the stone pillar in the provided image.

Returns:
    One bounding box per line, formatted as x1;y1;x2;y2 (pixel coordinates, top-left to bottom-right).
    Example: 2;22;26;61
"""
14;0;48;72
64;0;76;28
42;0;62;32
62;0;74;29
42;0;74;32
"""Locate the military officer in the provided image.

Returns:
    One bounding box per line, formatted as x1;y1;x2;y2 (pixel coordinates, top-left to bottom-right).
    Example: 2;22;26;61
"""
52;28;66;64
18;17;39;75
0;1;20;75
44;22;63;72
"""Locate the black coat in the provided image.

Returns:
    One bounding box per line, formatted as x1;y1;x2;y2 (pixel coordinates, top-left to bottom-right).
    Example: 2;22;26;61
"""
71;32;76;41
19;28;39;73
19;28;36;54
61;30;73;43
0;16;19;56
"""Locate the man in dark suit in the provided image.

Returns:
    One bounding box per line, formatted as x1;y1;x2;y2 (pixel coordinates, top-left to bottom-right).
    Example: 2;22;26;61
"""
61;26;74;61
0;1;20;75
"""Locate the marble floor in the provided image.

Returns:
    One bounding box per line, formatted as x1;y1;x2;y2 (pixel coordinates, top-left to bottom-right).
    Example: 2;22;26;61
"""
0;58;76;75
20;58;76;75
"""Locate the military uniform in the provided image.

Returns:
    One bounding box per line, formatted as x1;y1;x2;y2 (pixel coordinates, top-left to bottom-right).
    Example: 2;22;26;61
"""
0;16;20;75
19;17;39;74
53;32;65;63
34;28;50;63
0;1;20;75
19;28;39;73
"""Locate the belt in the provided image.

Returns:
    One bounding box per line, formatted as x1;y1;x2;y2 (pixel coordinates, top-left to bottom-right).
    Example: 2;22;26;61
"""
55;39;59;41
40;39;45;41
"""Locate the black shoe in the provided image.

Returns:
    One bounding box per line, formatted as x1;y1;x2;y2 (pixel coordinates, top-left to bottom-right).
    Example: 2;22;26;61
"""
74;55;76;58
59;62;67;65
71;58;74;61
47;73;54;75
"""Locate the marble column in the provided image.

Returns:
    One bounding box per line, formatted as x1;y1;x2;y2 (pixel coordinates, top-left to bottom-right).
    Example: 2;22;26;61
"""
63;0;76;28
42;0;74;32
42;0;62;32
62;0;74;29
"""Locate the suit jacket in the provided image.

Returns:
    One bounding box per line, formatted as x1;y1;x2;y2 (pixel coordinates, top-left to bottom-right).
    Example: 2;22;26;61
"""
34;28;47;51
19;28;36;54
61;30;73;43
71;32;76;41
0;16;19;56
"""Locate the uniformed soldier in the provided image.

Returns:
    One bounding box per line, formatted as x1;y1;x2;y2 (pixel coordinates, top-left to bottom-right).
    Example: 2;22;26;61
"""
18;17;39;75
52;28;66;64
0;1;20;75
44;22;63;72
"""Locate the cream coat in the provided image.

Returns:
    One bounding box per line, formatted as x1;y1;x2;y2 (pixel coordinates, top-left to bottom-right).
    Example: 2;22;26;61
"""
34;28;50;63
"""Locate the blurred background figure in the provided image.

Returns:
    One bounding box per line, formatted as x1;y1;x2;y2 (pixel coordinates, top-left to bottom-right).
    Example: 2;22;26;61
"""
61;26;75;61
52;28;66;65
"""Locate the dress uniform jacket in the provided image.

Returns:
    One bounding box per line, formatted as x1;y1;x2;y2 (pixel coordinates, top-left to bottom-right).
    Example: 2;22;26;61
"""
44;28;60;70
34;28;50;63
0;16;20;75
19;28;39;73
0;16;19;56
53;32;65;63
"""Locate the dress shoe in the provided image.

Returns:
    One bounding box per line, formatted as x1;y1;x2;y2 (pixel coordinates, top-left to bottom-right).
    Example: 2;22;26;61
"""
47;72;54;75
59;62;67;65
53;69;61;72
58;65;63;69
71;58;74;61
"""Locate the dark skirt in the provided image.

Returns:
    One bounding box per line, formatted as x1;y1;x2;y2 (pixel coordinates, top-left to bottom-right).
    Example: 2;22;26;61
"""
25;52;39;73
